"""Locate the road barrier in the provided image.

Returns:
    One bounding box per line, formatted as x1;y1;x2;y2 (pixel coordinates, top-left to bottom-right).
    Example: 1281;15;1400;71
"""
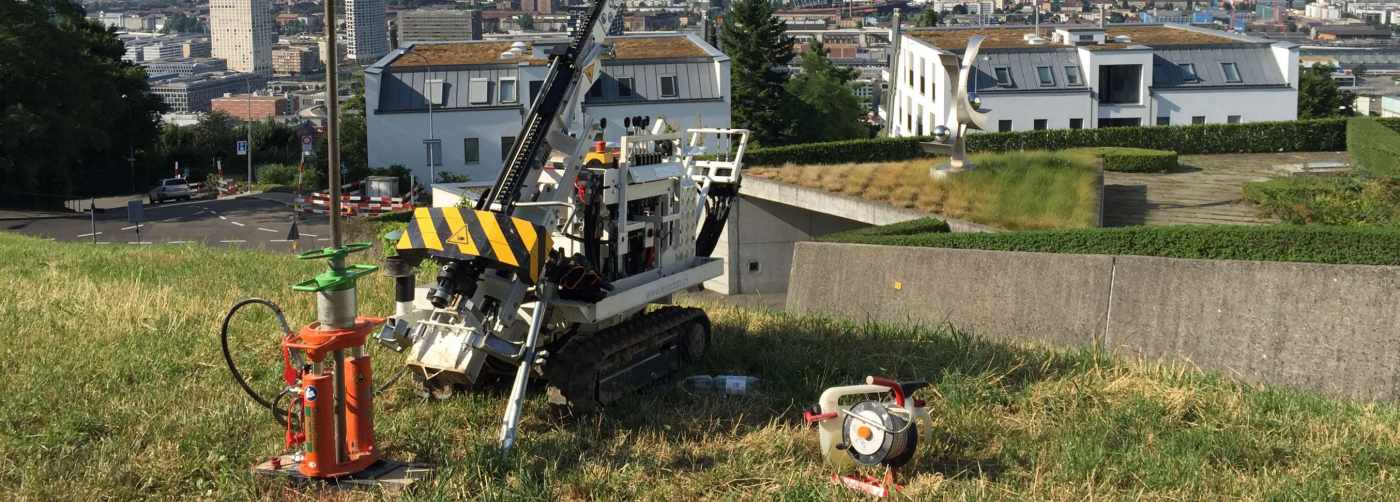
301;190;417;216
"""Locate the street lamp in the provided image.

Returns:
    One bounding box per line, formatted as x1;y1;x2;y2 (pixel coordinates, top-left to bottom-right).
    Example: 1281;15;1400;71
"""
399;50;438;187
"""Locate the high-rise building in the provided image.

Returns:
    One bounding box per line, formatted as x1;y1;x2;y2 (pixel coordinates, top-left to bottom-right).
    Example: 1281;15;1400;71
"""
210;0;274;73
347;0;389;64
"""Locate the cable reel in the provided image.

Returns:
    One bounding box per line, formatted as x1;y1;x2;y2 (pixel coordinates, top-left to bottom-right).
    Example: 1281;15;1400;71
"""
842;400;918;468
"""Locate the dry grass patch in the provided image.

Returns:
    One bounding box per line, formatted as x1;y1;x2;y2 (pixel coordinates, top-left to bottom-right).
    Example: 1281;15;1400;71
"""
749;151;1100;230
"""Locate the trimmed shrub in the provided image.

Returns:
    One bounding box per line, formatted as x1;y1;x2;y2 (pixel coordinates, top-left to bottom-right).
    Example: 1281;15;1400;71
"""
1075;147;1178;173
743;118;1400;167
1347;117;1400;177
255;163;324;190
821;224;1400;266
828;218;952;239
1243;176;1400;226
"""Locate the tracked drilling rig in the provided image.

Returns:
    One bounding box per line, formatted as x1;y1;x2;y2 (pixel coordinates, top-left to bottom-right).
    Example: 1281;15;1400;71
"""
375;0;750;453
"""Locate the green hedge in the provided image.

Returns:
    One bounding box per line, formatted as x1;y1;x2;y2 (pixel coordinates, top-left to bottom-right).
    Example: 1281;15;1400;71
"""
1347;117;1400;177
744;118;1400;167
826;218;952;240
1077;147;1178;173
822;223;1400;266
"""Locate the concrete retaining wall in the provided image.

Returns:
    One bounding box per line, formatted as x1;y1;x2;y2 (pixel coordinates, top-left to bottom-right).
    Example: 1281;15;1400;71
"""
787;241;1400;401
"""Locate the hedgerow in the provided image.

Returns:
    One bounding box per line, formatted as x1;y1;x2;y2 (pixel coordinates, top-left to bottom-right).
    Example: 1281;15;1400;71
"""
822;222;1400;266
744;118;1400;167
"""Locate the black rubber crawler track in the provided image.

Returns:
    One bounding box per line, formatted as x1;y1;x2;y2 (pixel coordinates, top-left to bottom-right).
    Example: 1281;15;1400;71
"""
545;306;709;413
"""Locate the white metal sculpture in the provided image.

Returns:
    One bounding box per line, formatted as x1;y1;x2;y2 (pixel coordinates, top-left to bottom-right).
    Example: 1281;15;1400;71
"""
922;35;991;178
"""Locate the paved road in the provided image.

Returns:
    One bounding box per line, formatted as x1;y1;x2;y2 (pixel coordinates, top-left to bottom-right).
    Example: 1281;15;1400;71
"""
2;195;331;250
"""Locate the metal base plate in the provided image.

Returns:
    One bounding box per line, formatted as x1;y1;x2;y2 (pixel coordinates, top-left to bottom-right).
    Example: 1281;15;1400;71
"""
251;455;430;489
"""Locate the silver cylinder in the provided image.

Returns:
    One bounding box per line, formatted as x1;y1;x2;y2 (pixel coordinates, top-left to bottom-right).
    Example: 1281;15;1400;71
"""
317;288;357;329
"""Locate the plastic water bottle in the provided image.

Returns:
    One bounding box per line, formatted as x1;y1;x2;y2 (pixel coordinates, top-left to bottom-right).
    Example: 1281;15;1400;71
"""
681;374;761;395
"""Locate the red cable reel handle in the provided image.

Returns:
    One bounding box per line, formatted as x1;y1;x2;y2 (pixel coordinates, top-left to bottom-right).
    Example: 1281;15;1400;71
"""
866;376;929;408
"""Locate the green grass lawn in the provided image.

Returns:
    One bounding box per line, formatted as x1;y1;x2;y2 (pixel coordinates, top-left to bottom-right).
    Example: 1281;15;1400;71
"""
748;151;1100;230
4;233;1400;500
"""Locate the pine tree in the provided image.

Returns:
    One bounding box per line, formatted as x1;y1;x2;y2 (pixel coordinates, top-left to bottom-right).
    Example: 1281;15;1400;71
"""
786;41;865;143
720;0;795;146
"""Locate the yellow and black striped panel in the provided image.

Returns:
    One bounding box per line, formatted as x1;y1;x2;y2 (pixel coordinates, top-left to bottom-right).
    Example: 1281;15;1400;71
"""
397;207;552;284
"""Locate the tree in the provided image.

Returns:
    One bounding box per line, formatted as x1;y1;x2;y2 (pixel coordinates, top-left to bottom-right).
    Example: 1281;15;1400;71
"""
786;41;865;143
0;0;165;201
915;8;939;27
952;4;968;15
517;14;535;31
720;0;796;146
162;13;203;34
1299;64;1355;118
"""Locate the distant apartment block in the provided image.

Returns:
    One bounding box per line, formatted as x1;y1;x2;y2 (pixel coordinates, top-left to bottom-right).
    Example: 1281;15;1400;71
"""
365;33;731;183
210;94;291;121
183;38;212;58
1311;25;1394;41
272;45;323;75
210;0;275;73
96;12;164;32
141;57;228;77
347;0;390;64
150;72;268;113
883;24;1299;135
396;9;483;46
120;35;211;63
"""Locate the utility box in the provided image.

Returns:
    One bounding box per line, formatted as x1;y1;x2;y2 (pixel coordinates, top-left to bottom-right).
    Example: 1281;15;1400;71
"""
365;176;399;198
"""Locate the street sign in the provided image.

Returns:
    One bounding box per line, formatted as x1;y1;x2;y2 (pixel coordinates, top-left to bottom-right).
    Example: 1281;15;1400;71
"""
237;140;249;156
301;136;315;158
126;200;143;225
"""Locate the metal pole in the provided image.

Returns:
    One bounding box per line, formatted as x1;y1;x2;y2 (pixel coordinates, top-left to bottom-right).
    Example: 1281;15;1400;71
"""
90;199;96;244
325;0;343;257
247;79;254;187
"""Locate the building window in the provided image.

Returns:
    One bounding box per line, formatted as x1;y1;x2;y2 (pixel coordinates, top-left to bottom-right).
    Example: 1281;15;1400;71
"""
919;75;925;96
659;75;678;97
998;119;1012;132
587;81;604;98
464;138;479;164
618;77;634;97
994;67;1013;87
1098;65;1141;104
468;78;489;105
1221;62;1242;83
1192;116;1206;124
500;136;516;161
1065;66;1082;86
427;79;447;106
1033;118;1048;130
1228;115;1242;124
1157;116;1170;126
529;80;543;101
1178;63;1198;82
1070;118;1083;129
425;140;442;166
1036;66;1055;87
498;78;517;103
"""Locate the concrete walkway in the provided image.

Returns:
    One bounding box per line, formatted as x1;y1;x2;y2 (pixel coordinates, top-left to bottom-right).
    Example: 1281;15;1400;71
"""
1102;151;1350;227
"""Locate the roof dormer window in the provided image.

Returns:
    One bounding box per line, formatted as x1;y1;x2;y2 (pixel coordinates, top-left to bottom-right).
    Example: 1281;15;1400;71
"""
1221;62;1242;83
1179;63;1198;82
994;67;1013;87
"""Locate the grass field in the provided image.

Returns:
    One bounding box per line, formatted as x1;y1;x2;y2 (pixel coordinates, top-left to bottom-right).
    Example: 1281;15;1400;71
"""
4;233;1400;500
747;151;1101;230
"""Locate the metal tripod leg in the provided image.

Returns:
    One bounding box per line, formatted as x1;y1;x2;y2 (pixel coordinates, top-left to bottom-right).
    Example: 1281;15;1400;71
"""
498;285;552;455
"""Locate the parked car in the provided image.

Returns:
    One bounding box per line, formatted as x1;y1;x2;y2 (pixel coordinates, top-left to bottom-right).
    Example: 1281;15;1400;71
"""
148;177;194;204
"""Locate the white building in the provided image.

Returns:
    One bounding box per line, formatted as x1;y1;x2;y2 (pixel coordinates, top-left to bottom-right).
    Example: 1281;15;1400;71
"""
1305;0;1345;20
347;0;390;64
364;33;731;184
883;25;1299;135
210;0;274;73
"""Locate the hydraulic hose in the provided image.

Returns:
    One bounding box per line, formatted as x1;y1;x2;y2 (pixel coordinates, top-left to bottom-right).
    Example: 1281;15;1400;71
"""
220;298;295;425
